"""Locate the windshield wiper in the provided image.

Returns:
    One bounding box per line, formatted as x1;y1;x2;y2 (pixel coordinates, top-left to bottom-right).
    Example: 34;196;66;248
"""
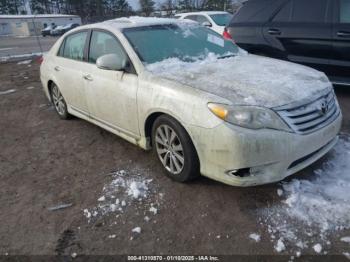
218;54;236;59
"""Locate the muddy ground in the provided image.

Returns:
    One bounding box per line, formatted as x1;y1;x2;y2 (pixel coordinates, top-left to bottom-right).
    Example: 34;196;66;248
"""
0;60;349;260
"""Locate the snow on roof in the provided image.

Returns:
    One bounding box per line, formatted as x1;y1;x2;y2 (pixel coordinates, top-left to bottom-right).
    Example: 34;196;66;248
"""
100;16;185;29
175;11;230;16
0;14;80;19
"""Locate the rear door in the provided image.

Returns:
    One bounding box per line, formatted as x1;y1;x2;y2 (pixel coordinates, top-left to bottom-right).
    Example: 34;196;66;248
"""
263;0;333;74
330;0;350;83
54;30;90;115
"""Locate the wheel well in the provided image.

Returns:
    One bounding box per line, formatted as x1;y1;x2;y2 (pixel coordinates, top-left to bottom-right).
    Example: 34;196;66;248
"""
47;80;54;94
144;112;164;146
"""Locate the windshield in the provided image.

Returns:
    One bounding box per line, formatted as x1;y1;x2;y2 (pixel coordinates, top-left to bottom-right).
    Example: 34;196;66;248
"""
123;24;238;64
209;14;233;26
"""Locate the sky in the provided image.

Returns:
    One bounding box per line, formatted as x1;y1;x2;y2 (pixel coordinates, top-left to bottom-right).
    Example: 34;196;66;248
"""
128;0;163;10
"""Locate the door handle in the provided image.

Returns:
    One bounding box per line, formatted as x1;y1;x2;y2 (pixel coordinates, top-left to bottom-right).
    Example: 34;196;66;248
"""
337;31;350;38
268;28;281;35
54;66;60;72
83;74;93;81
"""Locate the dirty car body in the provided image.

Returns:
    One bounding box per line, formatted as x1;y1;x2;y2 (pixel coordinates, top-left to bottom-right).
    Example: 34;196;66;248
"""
40;17;342;187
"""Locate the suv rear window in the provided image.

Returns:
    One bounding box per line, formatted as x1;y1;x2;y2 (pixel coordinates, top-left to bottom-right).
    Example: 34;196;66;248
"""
230;0;281;23
291;0;328;23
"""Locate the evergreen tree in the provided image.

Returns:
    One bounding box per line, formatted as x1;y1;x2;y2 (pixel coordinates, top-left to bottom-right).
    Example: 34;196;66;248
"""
139;0;155;16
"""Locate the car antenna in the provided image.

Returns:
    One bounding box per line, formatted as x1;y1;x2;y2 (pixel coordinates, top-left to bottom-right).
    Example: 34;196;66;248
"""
31;15;43;55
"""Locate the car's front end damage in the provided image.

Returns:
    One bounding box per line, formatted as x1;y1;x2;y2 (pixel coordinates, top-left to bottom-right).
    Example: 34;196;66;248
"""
188;89;342;187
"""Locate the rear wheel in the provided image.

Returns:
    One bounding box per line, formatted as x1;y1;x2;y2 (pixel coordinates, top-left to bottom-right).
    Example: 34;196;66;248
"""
50;83;70;120
152;115;200;182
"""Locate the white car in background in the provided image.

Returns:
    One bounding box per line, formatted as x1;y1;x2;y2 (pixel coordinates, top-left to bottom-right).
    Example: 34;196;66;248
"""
174;11;233;34
40;17;341;187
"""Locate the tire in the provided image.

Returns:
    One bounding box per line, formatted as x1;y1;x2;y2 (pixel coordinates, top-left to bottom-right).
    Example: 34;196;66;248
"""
50;83;70;120
152;115;200;182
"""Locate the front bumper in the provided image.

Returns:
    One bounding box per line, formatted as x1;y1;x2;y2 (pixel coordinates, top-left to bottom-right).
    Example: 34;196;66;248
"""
187;113;342;187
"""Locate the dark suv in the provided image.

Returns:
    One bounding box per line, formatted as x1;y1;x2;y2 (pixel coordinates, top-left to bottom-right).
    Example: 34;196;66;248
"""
226;0;350;85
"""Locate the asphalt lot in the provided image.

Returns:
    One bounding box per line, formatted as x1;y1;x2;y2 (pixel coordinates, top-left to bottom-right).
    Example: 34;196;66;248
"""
0;59;350;260
0;36;58;59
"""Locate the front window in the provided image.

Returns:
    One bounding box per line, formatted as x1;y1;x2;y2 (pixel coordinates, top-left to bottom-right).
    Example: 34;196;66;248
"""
123;24;238;64
88;31;126;64
209;14;233;26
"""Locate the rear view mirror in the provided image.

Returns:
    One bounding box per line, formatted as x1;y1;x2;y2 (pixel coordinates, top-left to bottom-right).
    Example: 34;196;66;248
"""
96;53;127;71
202;21;212;27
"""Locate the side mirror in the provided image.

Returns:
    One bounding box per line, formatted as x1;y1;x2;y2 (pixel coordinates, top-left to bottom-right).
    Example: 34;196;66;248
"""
96;53;127;71
202;21;212;27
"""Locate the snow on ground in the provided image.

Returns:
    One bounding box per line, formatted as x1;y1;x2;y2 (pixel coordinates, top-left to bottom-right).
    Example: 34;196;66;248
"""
249;233;261;242
0;52;42;62
0;89;16;95
17;59;31;65
259;134;350;255
83;169;162;226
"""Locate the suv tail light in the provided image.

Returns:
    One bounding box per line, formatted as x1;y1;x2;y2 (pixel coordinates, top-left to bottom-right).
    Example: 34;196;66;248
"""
223;28;233;41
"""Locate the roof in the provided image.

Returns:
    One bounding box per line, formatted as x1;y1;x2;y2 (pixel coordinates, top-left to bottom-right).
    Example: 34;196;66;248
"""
175;11;229;16
97;16;185;30
0;14;80;19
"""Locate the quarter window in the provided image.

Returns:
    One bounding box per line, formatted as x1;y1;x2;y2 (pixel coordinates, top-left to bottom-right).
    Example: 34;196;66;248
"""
88;31;126;64
340;0;350;23
291;0;328;23
61;31;87;61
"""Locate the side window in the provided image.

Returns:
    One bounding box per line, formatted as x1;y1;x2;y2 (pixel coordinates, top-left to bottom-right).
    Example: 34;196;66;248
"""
88;31;127;64
273;1;292;22
291;0;328;23
185;15;198;22
340;0;350;23
62;31;87;61
58;39;65;57
196;15;209;24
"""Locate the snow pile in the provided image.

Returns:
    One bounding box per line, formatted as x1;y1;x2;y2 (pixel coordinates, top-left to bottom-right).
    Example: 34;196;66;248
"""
0;89;16;95
146;53;330;108
83;170;161;223
17;59;31;65
260;135;350;254
249;233;261;242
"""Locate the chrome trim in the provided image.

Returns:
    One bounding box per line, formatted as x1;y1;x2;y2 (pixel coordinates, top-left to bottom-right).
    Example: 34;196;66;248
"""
274;89;340;135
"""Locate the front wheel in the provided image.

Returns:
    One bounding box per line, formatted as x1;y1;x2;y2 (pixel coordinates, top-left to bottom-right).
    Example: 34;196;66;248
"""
152;115;200;182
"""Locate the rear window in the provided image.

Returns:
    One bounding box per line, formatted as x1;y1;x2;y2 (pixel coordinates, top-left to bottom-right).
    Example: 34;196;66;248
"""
209;14;233;26
291;0;328;23
231;0;281;23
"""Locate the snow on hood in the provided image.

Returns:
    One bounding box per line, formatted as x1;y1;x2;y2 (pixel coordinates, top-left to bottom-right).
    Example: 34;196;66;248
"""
146;53;331;108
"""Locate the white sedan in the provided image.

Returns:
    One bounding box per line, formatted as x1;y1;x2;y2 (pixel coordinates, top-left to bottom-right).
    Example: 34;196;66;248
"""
174;11;233;34
40;17;342;187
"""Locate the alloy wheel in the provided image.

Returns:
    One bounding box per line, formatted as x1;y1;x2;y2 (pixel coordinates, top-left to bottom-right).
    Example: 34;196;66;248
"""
155;124;185;175
51;85;66;116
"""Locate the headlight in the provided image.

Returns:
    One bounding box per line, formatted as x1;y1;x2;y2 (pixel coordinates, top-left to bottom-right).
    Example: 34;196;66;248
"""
208;103;290;131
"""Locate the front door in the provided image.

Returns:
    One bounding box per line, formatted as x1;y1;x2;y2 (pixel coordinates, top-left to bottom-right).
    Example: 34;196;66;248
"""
81;30;139;137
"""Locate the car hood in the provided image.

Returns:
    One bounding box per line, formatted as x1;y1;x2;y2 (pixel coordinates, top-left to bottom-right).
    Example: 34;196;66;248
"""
146;54;331;108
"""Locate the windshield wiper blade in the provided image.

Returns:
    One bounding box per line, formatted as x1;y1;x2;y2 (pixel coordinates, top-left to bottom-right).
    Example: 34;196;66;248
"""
218;54;236;59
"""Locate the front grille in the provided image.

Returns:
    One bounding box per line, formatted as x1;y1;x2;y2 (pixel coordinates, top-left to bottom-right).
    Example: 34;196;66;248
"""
275;89;340;134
